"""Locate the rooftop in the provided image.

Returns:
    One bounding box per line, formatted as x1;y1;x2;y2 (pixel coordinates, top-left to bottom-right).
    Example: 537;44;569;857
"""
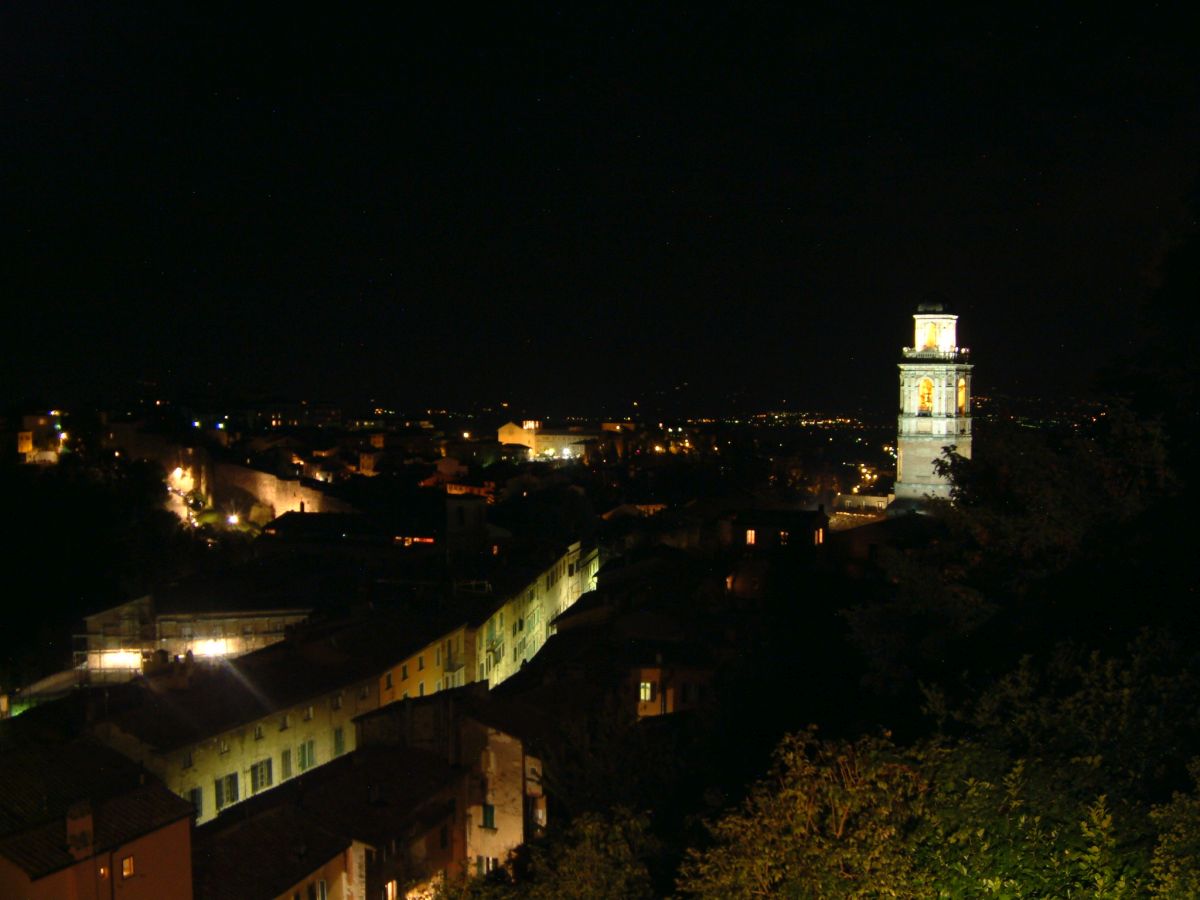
103;610;470;751
0;738;193;880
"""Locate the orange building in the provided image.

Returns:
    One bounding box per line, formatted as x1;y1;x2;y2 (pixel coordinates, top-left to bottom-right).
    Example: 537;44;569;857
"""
0;739;194;900
378;623;477;705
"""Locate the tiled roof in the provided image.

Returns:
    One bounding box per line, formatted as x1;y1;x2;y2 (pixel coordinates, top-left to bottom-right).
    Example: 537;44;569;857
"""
104;611;468;751
0;739;193;880
193;804;350;900
154;552;339;614
194;746;460;899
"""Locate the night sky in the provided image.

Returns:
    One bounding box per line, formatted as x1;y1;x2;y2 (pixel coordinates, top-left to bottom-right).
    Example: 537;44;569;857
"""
3;5;1197;414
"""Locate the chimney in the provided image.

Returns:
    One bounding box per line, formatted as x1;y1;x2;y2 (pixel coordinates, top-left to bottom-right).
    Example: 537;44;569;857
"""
65;801;94;861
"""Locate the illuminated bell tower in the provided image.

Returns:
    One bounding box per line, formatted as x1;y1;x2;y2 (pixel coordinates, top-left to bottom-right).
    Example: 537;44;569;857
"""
893;301;972;504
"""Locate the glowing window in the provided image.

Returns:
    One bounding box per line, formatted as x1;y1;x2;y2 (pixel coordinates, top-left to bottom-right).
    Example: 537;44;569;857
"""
745;529;756;546
386;880;398;900
639;681;655;702
923;322;938;349
779;530;789;546
121;856;134;878
957;377;967;414
918;378;934;413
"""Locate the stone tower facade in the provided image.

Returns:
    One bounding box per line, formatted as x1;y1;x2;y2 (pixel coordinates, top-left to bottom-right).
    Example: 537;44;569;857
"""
893;302;972;504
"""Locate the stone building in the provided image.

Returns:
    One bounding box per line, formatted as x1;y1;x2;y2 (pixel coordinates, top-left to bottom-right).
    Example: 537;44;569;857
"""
893;302;973;505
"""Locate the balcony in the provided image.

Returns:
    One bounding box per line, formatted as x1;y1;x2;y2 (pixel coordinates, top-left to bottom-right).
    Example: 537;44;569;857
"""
902;347;970;362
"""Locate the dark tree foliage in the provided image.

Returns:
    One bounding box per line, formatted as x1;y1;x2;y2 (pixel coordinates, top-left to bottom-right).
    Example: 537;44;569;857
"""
843;406;1173;696
437;809;658;900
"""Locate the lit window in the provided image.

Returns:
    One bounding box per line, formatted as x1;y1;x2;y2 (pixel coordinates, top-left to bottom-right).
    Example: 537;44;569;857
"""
385;880;398;900
957;377;967;414
924;321;938;349
639;681;655;702
745;529;756;546
99;865;109;879
918;378;934;413
121;855;134;878
814;528;825;546
779;530;789;546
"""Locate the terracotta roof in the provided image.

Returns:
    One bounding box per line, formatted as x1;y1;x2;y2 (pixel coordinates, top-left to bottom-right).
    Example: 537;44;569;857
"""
104;611;468;751
0;739;193;880
194;746;460;900
194;804;350;900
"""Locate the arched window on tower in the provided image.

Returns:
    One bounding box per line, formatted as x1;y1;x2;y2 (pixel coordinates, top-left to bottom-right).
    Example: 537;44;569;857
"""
918;378;934;414
957;377;967;414
923;322;938;349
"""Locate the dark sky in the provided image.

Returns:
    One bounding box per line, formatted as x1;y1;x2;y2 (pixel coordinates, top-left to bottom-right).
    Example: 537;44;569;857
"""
3;4;1197;415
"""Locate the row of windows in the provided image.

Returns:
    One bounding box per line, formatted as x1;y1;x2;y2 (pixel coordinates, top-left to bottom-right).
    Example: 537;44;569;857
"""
95;854;135;882
744;528;824;547
914;376;969;414
204;735;336;814
386;638;464;691
197;691;353;763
